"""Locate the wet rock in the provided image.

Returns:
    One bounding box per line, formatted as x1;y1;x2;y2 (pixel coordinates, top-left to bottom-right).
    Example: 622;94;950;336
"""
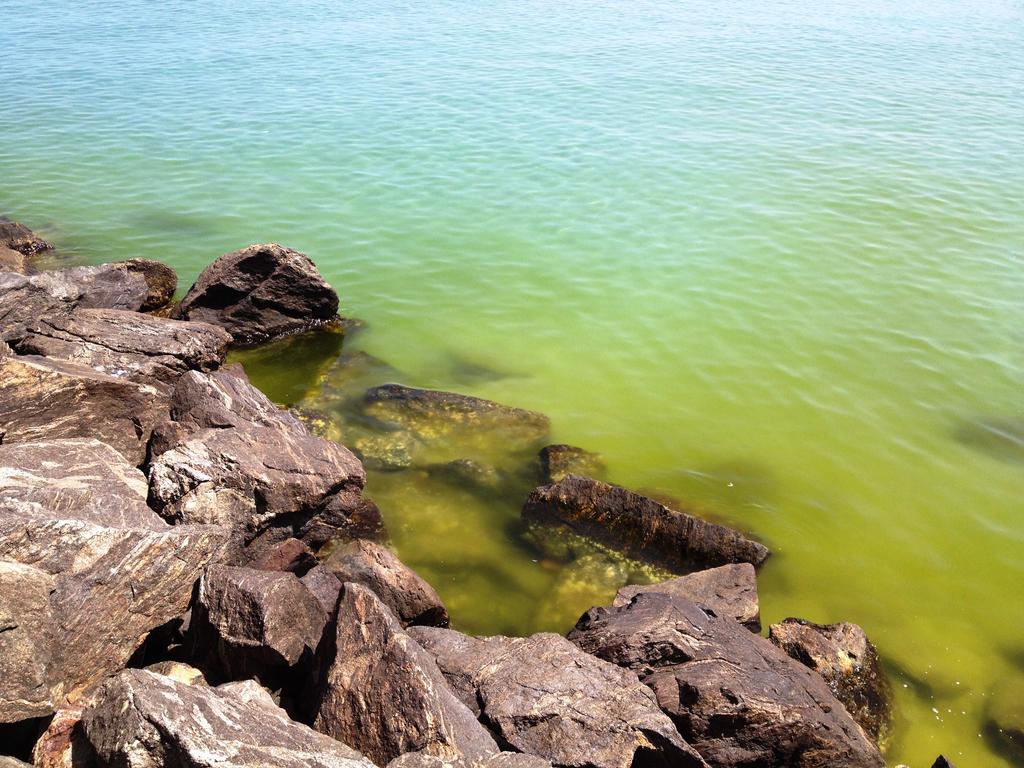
354;431;419;471
228;325;347;405
523;475;769;573
250;537;318;574
0;354;168;466
535;553;637;632
323;539;448;627
194;564;328;682
176;243;340;344
538;444;606;484
615;563;761;632
986;677;1024;761
15;309;230;388
82;669;374;768
0;440;226;718
363;384;549;448
0;217;53;256
769;618;892;744
410;627;707;768
388;754;552;768
427;459;515;498
313;583;497;766
0;246;29;273
567;592;884;768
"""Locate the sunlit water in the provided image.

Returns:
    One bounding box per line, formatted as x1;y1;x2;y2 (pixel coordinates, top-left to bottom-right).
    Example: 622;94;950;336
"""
3;1;1023;764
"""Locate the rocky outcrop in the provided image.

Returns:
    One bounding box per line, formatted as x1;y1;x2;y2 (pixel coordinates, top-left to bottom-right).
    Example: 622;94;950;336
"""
567;592;884;768
323;539;448;628
410;627;707;768
176;243;340;344
313;584;498;766
0;218;52;256
0;439;226;719
537;445;605;484
82;669;375;768
0;354;168;466
0;272;81;343
15;309;230;388
614;563;761;632
769;618;892;744
194;564;328;682
523;475;769;572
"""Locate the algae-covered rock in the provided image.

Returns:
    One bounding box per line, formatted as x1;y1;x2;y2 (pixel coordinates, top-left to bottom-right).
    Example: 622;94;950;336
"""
537;444;606;484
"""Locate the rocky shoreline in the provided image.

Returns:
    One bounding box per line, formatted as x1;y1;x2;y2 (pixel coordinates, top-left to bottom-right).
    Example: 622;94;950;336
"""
0;217;957;767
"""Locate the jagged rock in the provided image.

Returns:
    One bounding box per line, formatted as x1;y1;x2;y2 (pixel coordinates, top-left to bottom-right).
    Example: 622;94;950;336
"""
523;475;769;572
194;565;328;682
567;592;884;768
615;563;761;632
410;627;706;768
0;271;81;342
0;355;168;466
301;565;343;615
986;677;1024;761
0;246;29;273
31;703;96;768
769;618;892;743
931;757;956;768
537;444;605;484
388;754;552;768
82;669;375;768
250;537;318;574
0;217;52;255
323;539;448;628
363;384;549;449
297;490;386;548
313;583;497;766
176;243;340;344
15;309;230;388
118;258;177;311
0;440;226;719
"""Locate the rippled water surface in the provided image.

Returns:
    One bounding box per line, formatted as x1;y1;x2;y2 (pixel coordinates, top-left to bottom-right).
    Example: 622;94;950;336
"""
3;1;1024;764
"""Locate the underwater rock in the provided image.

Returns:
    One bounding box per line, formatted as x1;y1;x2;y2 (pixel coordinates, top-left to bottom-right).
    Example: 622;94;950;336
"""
615;563;761;632
409;627;707;768
954;417;1024;464
313;583;497;766
0;246;29;273
15;309;230;388
985;677;1024;761
0;355;168;466
0;217;53;256
82;669;374;768
426;458;514;497
523;475;769;573
768;618;892;745
535;552;638;632
229;326;347;406
537;444;606;484
323;539;448;628
567;592;885;768
176;243;340;344
354;430;419;471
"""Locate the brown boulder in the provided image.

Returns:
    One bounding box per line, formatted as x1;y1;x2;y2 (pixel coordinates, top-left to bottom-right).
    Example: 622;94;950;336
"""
176;243;340;344
0;246;29;274
0;218;52;256
523;475;769;572
388;755;552;768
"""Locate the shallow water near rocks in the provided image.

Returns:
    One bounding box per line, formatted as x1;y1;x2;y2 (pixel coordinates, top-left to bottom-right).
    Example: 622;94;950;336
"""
3;1;1024;764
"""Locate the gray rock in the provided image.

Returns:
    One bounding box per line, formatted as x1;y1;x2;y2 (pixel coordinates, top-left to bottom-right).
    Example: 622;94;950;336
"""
0;355;168;466
769;618;892;744
0;217;52;255
523;475;769;572
614;563;761;632
537;444;605;484
410;627;706;768
176;243;340;344
15;308;230;388
83;669;374;768
313;583;497;766
323;539;448;628
567;592;884;768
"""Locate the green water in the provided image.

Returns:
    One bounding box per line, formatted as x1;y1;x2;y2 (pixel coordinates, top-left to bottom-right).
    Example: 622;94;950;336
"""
3;1;1023;764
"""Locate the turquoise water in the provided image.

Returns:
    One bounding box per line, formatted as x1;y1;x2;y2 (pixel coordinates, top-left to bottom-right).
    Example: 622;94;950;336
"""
3;1;1024;764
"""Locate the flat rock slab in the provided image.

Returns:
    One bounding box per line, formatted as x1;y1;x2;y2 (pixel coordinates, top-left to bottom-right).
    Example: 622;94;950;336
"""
410;627;706;768
0;355;168;466
523;475;769;572
16;308;230;388
177;242;340;344
313;583;497;766
323;539;448;628
769;618;892;745
568;592;884;768
614;563;761;632
83;669;374;768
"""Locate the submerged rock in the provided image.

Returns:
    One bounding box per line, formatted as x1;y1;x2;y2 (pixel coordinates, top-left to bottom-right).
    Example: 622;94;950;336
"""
537;444;606;484
313;583;497;766
410;627;707;768
986;677;1024;761
0;354;168;466
0;217;53;256
523;475;769;573
614;563;761;632
323;539;448;628
82;669;374;768
176;243;340;344
15;308;230;388
769;618;892;744
567;592;884;768
954;417;1024;464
